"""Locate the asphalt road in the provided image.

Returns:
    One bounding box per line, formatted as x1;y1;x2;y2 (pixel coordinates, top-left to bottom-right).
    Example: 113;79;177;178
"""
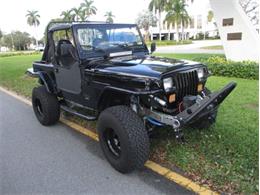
0;90;194;195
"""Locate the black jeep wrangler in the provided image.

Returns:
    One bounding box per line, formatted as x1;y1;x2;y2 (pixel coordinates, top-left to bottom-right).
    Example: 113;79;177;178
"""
28;21;236;173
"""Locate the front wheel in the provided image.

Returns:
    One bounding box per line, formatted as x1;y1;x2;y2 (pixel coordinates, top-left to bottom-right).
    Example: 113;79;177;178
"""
97;106;150;173
32;86;60;126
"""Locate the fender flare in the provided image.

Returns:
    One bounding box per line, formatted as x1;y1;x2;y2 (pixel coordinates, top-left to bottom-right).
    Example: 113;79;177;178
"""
97;87;132;111
37;71;56;94
97;86;163;111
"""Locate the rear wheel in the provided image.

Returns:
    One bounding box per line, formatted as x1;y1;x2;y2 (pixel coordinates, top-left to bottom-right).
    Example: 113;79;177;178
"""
32;86;60;126
97;106;150;173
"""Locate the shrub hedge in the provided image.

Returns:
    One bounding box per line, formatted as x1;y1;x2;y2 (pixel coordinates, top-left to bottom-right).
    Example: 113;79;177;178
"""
0;51;41;58
197;56;259;80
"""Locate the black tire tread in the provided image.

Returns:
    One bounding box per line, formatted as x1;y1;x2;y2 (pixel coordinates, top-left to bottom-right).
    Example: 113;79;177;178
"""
97;105;149;173
32;86;60;126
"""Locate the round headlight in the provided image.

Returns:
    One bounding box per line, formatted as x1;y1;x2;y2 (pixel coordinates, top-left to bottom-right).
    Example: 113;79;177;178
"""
163;77;173;91
197;68;205;79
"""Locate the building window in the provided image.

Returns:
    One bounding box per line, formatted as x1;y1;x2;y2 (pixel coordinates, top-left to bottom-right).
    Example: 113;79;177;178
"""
223;18;234;26
197;15;202;29
227;32;242;40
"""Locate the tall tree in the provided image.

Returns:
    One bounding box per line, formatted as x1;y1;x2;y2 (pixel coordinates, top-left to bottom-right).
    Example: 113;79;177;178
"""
2;31;32;51
26;10;40;47
60;10;74;21
180;11;190;41
136;11;157;41
207;10;214;23
0;29;3;39
0;29;3;48
70;7;83;21
148;0;167;41
164;0;189;42
104;11;115;23
80;0;97;20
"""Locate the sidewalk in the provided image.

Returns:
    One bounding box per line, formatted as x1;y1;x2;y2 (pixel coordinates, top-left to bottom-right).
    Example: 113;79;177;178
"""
155;40;224;54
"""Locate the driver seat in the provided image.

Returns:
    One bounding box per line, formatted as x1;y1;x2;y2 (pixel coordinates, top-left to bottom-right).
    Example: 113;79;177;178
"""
56;39;77;67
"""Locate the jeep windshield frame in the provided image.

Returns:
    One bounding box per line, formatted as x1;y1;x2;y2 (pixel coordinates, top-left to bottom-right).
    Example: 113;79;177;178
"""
72;23;149;60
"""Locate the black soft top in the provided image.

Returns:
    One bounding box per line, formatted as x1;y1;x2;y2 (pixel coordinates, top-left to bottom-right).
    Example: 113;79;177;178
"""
48;21;137;32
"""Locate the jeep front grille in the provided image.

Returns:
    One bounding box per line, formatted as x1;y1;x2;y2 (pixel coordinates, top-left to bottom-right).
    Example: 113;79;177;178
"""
174;70;199;102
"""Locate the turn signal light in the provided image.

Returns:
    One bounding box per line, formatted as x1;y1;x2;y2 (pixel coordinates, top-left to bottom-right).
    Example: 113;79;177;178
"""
197;84;203;92
169;94;176;103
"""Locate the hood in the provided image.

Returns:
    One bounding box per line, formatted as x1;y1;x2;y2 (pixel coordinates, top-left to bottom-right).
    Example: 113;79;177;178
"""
95;55;203;79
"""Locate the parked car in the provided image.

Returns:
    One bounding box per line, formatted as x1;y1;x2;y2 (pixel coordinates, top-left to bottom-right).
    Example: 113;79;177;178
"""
27;21;236;173
35;46;45;52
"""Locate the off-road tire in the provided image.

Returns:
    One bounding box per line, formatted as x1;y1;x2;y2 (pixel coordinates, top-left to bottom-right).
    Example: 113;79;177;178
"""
190;88;218;129
97;105;150;173
32;86;60;126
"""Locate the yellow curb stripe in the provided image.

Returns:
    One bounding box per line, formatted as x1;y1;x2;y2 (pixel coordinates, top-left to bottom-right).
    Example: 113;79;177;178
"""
0;87;218;195
60;118;99;141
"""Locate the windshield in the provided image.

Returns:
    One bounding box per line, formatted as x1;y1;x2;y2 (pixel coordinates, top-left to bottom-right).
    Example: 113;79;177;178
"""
76;25;147;57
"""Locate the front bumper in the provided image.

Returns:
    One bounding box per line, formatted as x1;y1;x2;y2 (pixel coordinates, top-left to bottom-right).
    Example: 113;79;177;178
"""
145;82;237;129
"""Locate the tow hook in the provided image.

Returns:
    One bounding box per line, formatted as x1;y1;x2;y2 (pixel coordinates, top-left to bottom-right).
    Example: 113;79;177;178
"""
172;118;185;143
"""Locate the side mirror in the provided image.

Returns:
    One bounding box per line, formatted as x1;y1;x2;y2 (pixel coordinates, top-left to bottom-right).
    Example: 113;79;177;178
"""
151;42;156;53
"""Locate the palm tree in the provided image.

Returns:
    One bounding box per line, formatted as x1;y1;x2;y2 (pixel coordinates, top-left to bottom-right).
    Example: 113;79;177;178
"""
80;0;97;20
207;10;214;23
148;0;167;41
180;11;190;41
104;11;115;23
164;0;188;42
60;10;73;21
26;10;40;47
70;7;83;21
136;11;157;41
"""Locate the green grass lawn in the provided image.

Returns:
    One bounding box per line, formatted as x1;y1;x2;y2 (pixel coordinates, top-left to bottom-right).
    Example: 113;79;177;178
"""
0;54;40;97
151;76;258;193
200;45;224;50
0;54;258;193
146;40;192;47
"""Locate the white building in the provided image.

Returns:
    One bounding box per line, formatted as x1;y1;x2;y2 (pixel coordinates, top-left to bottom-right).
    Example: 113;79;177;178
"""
150;0;218;40
210;0;259;61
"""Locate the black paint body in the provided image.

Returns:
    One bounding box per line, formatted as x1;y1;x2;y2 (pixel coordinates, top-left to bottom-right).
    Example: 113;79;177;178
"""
32;22;209;114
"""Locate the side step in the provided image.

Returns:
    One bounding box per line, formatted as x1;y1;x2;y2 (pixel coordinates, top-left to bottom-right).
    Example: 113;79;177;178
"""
60;105;97;121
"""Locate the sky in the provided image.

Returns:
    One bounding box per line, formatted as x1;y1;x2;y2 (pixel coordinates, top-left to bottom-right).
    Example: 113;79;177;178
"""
0;0;209;39
0;0;152;39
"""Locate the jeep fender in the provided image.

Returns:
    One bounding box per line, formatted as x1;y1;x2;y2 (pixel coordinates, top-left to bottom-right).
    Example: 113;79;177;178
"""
97;86;163;111
97;87;132;112
37;71;56;94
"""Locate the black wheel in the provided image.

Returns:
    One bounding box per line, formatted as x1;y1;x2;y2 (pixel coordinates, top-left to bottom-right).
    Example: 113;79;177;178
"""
97;106;150;173
32;86;60;126
190;88;218;129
